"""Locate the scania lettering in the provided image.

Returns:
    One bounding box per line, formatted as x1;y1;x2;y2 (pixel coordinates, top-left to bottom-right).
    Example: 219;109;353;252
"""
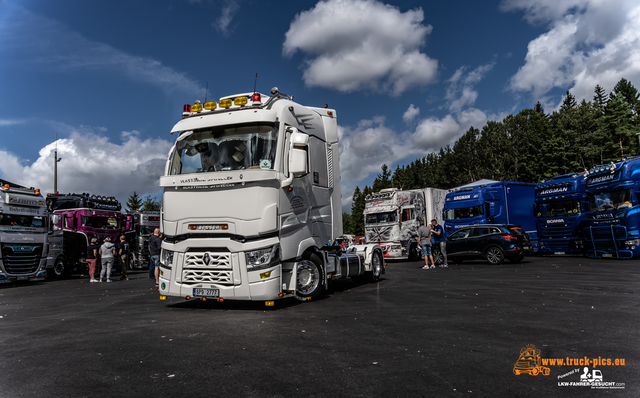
583;158;640;259
46;193;134;277
443;181;538;250
159;88;384;304
534;173;588;255
0;180;48;283
364;187;447;261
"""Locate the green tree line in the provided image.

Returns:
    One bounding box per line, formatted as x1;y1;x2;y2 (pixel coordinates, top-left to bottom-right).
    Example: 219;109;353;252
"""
345;78;640;236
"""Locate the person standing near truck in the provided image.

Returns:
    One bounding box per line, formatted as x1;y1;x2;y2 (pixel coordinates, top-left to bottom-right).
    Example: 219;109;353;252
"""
417;220;434;269
431;219;448;268
148;228;162;285
99;237;116;282
118;235;130;281
87;238;100;282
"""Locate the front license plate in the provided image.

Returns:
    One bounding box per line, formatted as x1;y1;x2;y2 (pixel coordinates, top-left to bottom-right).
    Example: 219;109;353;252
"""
523;246;531;250
16;276;28;280
602;254;613;258
554;251;565;255
193;288;219;297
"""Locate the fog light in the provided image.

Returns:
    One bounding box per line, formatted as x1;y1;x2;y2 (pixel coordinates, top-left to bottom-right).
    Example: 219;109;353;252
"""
260;271;272;279
0;274;5;280
265;301;275;306
159;295;167;300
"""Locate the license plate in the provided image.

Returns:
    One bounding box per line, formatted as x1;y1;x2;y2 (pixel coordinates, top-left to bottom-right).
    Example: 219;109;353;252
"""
193;288;219;297
602;254;613;258
554;251;565;255
523;246;531;250
16;276;28;280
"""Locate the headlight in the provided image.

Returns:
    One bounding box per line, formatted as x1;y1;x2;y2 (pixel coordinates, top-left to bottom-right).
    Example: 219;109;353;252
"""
161;249;174;267
245;244;279;271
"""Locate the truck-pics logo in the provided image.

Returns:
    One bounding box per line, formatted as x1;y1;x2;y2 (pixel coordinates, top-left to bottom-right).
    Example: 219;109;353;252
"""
558;367;625;389
539;187;569;195
513;345;550;376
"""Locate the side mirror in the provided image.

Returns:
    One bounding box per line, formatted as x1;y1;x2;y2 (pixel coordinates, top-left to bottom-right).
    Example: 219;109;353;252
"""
289;131;309;176
282;128;309;187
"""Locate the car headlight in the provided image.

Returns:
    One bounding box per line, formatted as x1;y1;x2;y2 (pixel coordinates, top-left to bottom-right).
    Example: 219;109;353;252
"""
161;249;174;267
245;244;279;271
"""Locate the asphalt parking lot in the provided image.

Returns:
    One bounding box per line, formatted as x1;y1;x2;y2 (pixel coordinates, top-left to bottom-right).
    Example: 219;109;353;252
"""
0;256;638;398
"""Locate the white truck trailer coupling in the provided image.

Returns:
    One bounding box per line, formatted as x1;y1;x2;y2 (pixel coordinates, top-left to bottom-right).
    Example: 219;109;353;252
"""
0;180;48;283
158;88;384;304
364;187;447;261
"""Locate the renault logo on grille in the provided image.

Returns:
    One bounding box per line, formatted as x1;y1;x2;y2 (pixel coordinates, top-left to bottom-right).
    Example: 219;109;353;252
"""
203;253;211;265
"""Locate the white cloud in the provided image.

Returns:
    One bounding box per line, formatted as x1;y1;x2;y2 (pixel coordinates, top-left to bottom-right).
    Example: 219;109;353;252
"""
0;3;201;95
213;1;240;35
402;104;420;123
504;0;640;103
0;119;25;126
283;0;438;96
0;127;172;206
446;62;495;113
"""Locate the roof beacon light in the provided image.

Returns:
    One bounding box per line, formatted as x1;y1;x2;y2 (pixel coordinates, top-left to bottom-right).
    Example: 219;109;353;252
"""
252;92;261;105
183;104;191;113
234;96;248;106
204;101;217;111
219;98;232;108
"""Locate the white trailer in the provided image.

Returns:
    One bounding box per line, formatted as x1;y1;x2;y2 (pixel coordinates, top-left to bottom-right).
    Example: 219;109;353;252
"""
0;180;48;283
158;88;383;304
364;187;447;261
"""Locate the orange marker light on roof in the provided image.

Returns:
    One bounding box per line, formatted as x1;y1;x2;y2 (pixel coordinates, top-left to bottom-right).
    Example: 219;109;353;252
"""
3;184;9;190
204;101;217;110
35;189;40;194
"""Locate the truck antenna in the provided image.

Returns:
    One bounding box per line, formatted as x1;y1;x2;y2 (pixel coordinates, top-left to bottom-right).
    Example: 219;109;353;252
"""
253;73;258;94
204;82;208;103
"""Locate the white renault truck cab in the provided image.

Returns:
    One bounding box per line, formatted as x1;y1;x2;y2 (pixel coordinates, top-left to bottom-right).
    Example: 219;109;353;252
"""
158;88;383;304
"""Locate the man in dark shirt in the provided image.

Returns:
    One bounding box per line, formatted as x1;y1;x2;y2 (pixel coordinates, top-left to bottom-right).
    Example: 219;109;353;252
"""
148;228;162;285
431;219;448;268
118;235;130;281
87;238;100;283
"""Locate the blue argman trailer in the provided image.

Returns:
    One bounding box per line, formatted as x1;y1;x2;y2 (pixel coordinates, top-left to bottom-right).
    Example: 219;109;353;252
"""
583;157;640;259
443;181;538;250
535;173;588;255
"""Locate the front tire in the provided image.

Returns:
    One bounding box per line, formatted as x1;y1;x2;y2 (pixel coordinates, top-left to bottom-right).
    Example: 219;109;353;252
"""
296;253;324;300
408;242;419;261
486;247;505;265
432;247;444;266
366;250;383;282
51;256;68;278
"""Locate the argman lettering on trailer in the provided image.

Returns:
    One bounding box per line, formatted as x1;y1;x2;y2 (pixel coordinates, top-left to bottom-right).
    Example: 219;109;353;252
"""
540;187;569;195
453;194;471;201
587;173;618;186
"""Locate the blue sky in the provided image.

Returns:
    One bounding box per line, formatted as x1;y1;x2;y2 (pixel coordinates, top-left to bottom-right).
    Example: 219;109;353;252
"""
1;0;639;212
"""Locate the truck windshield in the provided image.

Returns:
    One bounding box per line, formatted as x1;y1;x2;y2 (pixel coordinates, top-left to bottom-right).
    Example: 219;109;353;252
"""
170;123;278;174
445;204;484;220
535;200;581;217
81;216;121;229
365;211;397;225
139;226;154;236
0;214;45;228
590;189;633;211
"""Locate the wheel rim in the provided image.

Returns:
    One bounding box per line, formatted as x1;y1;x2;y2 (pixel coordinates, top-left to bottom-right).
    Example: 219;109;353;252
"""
433;250;443;265
372;253;382;277
487;248;503;264
54;260;65;276
297;261;319;295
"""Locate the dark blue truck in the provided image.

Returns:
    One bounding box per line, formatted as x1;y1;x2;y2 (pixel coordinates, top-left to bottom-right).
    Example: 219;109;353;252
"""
534;173;588;255
443;181;538;250
583;158;640;259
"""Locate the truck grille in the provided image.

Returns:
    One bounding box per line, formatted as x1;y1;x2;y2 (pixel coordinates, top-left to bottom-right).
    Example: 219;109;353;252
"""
182;252;233;285
1;244;42;275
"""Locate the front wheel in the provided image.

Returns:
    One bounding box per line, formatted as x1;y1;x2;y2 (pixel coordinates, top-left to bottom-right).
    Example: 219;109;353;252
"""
432;248;444;266
51;256;68;278
366;250;383;282
485;247;505;265
408;242;419;261
296;253;324;300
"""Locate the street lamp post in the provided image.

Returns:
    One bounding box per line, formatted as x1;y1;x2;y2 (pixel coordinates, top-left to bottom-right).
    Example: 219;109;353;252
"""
53;150;62;194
